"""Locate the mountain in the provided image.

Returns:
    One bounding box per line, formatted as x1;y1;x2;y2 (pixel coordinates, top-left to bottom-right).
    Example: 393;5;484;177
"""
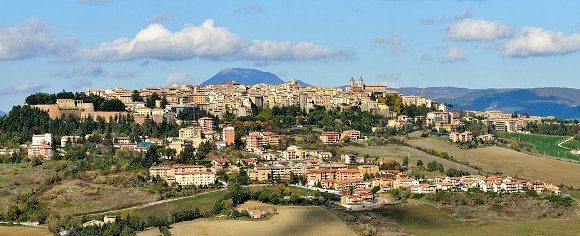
295;80;311;87
391;87;579;119
201;68;284;86
0;111;4;116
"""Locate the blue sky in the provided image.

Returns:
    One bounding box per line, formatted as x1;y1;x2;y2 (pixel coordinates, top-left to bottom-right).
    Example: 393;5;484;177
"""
0;0;579;111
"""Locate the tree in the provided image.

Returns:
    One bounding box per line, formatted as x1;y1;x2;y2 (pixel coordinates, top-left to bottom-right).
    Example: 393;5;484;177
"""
146;93;161;108
426;161;444;172
131;90;143;102
98;99;126;111
196;141;213;159
402;157;409;168
416;159;423;167
160;97;168;109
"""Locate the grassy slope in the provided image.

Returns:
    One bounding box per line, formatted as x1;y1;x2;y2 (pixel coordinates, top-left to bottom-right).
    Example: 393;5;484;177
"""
498;132;579;161
40;179;157;216
562;139;580;150
0;161;61;210
406;137;580;187
341;144;479;174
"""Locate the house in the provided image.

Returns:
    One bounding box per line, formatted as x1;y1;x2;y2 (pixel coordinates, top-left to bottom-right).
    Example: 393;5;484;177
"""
103;215;116;224
82;220;104;228
409;184;436;194
477;134;494;142
342;153;357;164
248;210;263;219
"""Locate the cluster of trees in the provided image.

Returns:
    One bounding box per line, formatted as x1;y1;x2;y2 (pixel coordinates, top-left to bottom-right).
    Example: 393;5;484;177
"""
0;105;180;146
25;91;126;111
229;105;387;136
50;208;203;236
525;121;580;136
0;196;48;223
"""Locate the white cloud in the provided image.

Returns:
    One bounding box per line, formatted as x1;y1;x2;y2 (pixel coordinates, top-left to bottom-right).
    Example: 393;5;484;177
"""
446;18;511;41
502;27;580;57
75;19;348;61
165;72;190;85
442;46;467;62
0;82;49;95
0;18;76;60
374;34;406;54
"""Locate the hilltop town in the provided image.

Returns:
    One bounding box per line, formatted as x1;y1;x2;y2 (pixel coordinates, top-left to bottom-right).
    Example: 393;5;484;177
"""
0;76;578;235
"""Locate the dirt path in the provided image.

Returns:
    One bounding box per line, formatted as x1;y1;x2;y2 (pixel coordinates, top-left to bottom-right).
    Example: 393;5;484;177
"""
558;136;574;150
86;188;226;217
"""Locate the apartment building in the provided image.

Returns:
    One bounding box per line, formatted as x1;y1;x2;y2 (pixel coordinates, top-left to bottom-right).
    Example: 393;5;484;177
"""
320;131;340;144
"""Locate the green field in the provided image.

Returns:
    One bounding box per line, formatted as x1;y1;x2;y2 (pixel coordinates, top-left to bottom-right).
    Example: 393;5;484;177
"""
498;132;579;161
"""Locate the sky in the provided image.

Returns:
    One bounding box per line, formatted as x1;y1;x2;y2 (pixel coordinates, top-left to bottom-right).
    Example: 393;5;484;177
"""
0;0;579;111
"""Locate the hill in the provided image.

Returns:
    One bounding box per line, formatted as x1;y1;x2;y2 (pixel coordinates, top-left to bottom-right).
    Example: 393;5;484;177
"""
392;87;579;119
201;68;284;86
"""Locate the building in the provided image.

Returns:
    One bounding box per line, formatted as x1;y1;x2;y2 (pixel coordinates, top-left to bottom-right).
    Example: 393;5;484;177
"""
174;171;216;187
357;165;380;175
320;131;340;144
449;131;473;143
198;117;214;131
341;130;361;141
27;144;54;160
32;133;53;146
245;132;282;149
249;167;272;182
222;126;235;145
28;133;54;159
179;126;203;140
149;164;213;186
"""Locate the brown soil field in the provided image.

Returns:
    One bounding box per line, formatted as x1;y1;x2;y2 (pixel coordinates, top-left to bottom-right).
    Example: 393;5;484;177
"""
39;179;157;215
0;226;52;236
138;202;357;236
407;137;580;187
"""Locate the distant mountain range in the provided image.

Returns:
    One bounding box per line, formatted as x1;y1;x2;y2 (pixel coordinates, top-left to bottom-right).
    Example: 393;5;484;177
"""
201;68;577;119
0;111;5;116
392;87;579;119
